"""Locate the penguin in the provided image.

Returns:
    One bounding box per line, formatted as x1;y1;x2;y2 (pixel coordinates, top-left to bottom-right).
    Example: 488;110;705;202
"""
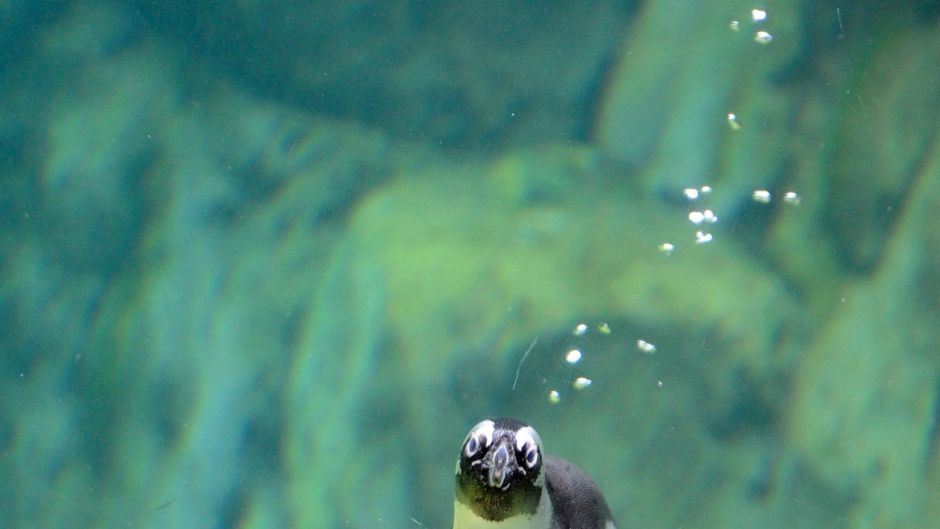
453;418;618;529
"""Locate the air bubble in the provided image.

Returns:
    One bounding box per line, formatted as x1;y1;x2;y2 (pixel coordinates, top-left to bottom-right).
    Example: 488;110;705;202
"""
572;377;592;390
565;349;583;364
754;31;773;44
695;231;713;244
784;191;801;205
636;340;657;354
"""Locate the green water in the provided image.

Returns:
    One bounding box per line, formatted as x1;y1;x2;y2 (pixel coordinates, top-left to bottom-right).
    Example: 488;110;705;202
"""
2;1;939;528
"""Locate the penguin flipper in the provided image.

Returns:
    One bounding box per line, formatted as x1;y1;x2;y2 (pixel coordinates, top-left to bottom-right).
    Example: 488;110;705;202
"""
544;455;617;529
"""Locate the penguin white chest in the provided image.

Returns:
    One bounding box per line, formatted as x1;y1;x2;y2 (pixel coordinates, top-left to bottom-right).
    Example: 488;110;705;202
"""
452;495;551;529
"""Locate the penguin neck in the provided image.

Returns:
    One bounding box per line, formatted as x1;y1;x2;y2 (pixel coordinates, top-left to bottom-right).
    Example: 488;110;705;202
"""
452;486;551;529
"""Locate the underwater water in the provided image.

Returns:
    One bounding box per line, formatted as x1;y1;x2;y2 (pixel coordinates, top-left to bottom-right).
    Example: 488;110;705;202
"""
2;1;940;528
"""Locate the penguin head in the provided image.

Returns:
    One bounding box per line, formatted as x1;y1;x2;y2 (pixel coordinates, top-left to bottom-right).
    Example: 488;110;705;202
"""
454;418;545;522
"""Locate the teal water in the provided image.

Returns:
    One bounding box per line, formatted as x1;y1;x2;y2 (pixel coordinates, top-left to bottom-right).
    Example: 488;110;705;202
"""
2;1;939;528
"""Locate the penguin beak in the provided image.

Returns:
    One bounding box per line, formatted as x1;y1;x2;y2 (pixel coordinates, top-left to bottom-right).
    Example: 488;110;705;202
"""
483;438;517;489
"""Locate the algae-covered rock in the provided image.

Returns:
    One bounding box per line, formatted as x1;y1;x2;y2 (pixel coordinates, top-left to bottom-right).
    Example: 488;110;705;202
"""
351;145;794;382
824;24;940;271
763;12;940;323
788;131;940;529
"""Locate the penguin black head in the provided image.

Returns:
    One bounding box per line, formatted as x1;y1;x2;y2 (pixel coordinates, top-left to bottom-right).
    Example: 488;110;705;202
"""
454;418;545;522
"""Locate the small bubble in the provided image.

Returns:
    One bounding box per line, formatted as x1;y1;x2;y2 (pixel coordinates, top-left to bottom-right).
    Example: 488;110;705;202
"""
659;242;675;255
573;323;588;336
752;189;772;203
702;209;718;223
729;20;740;31
751;9;768;22
688;211;705;224
656;380;664;388
572;377;592;390
784;191;801;205
683;187;700;200
636;340;657;354
695;231;713;244
754;30;773;44
727;113;742;130
597;322;611;335
565;348;583;364
548;390;561;404
700;185;713;194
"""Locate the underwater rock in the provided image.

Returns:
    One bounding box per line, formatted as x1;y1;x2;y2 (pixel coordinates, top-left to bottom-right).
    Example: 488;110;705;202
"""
788;126;940;529
346;146;794;383
823;25;940;272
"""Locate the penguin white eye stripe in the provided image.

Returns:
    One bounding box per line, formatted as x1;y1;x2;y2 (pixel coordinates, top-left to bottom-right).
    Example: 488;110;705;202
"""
514;425;542;453
513;426;542;469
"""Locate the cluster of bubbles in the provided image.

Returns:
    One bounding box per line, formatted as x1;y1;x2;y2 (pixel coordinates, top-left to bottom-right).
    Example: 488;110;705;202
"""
752;189;801;205
545;6;805;405
653;8;805;257
729;8;773;44
545;322;659;404
657;183;802;256
727;8;774;134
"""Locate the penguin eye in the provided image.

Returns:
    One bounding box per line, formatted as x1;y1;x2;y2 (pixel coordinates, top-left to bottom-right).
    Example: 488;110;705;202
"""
465;436;480;457
522;443;539;468
464;420;495;458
